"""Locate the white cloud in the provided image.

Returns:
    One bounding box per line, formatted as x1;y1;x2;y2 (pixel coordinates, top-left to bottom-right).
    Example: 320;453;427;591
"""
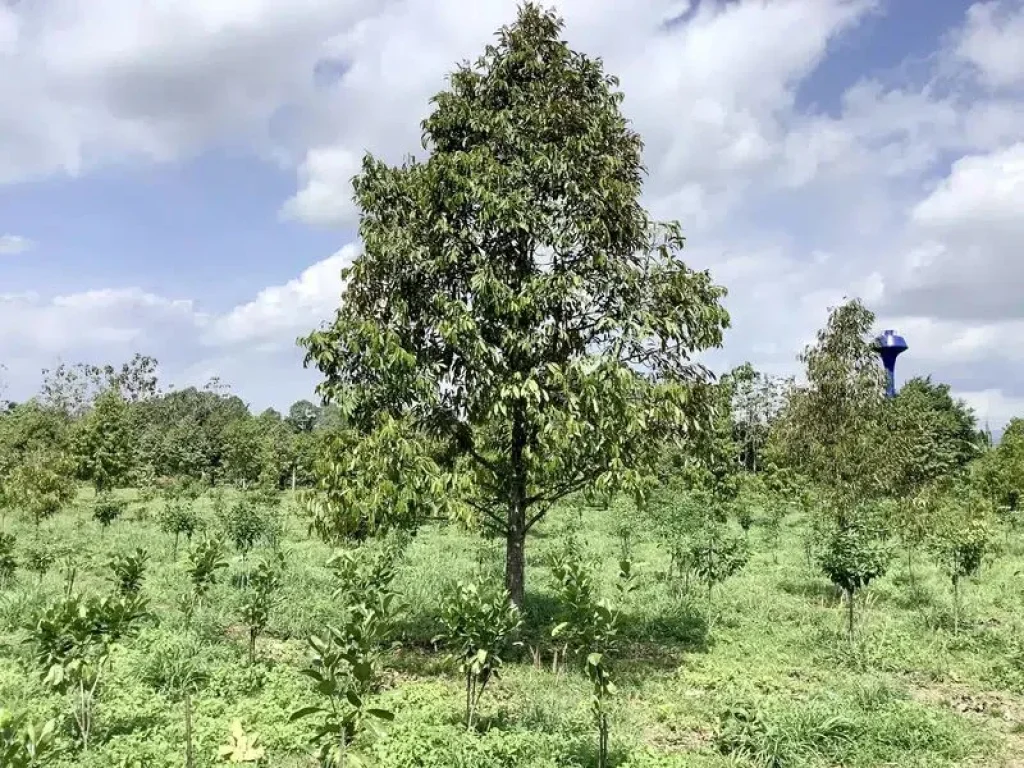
0;234;33;255
0;288;205;358
955;0;1024;89
280;148;362;228
876;143;1024;322
960;389;1024;436
282;0;875;229
206;245;356;346
0;0;379;182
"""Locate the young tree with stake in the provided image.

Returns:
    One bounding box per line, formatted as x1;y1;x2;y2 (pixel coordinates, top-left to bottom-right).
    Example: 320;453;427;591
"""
301;3;728;607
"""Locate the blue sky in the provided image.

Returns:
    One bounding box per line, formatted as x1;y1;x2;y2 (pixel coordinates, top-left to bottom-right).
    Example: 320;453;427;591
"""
1;0;1022;430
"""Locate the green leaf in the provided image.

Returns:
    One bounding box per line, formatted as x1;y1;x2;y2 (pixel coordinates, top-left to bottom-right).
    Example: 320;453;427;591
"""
289;706;323;722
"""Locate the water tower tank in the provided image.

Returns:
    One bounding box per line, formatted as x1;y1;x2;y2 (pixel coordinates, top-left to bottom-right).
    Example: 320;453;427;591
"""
873;329;908;398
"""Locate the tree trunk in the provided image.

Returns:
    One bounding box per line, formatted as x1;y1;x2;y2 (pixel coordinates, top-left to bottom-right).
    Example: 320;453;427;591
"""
184;694;195;768
846;588;855;639
505;405;528;608
953;576;960;636
505;522;526;608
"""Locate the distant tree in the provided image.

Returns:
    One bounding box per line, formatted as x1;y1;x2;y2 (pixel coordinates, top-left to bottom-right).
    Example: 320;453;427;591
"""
258;408;282;423
973;417;1024;521
888;377;983;490
39;354;159;417
222;417;266;488
927;481;997;635
72;389;136;494
730;364;791;473
286;400;320;433
884;376;983;583
7;449;77;527
301;4;728;606
0;403;71;524
135;385;250;481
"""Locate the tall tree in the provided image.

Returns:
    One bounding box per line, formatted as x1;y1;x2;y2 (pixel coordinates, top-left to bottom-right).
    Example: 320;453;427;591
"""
301;4;728;606
72;389;137;494
773;299;893;636
974;417;1024;516
887;376;982;491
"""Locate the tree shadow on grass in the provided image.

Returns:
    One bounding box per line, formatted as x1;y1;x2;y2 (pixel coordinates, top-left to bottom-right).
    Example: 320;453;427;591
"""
97;709;165;741
468;712;633;768
777;577;842;603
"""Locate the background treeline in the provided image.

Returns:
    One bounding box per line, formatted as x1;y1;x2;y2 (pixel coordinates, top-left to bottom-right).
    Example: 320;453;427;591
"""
0;354;345;502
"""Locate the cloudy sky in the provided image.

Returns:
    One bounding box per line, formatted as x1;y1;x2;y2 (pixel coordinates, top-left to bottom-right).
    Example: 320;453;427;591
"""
1;0;1021;430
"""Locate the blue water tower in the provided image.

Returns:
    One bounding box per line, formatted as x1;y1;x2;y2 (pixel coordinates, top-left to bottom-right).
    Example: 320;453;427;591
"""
874;329;908;398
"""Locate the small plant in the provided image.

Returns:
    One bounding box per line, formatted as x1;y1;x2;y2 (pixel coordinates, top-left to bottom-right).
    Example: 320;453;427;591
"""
159;498;200;557
27;592;149;751
436;580;522;729
0;707;57;767
761;504;786;564
549;548;615;672
686;524;750;623
183;537;228;627
586;652;615;768
549;547;622;768
240;558;282;664
249;484;282;511
291;625;394;767
22;543;57;583
188;537;228;594
221;497;270;562
108;549;149;596
218;720;265;764
735;503;755;540
328;532;408;612
210;486;228;519
140;634;208;768
60;554;78;599
92;495;126;530
818;506;891;639
929;485;997;636
615;557;640;603
0;532;16;583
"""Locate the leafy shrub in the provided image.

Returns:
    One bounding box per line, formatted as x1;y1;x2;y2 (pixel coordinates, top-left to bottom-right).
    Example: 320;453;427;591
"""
0;707;57;767
108;548;149;596
240;557;283;664
27;592;149;750
292;623;394;766
21;542;58;582
92;495;126;529
158;498;201;556
220;497;271;560
818;508;891;637
436;580;522;729
549;548;617;668
0;532;16;583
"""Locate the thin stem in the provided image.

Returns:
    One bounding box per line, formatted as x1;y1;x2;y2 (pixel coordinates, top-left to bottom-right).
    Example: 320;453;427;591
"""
847;588;855;640
184;694;195;768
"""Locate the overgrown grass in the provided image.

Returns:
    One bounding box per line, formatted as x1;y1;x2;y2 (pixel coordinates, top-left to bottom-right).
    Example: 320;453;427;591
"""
0;489;1019;766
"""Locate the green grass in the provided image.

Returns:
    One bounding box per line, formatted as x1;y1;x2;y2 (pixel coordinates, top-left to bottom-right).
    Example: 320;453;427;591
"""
1;490;1022;767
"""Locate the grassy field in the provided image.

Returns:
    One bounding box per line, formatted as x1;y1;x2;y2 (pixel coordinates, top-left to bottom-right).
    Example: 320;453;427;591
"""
1;490;1023;767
